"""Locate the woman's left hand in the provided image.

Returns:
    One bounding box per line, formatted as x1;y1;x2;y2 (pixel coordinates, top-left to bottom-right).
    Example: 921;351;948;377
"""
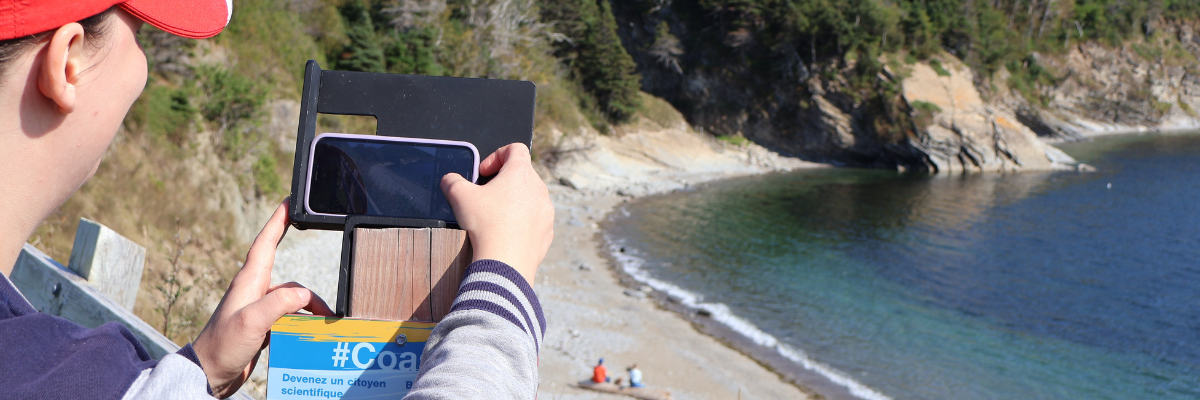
191;199;334;398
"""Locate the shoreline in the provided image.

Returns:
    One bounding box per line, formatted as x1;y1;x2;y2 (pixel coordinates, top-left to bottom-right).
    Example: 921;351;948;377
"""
533;125;888;399
535;170;892;400
599;215;889;400
536;180;825;400
1041;123;1200;144
555;128;1200;400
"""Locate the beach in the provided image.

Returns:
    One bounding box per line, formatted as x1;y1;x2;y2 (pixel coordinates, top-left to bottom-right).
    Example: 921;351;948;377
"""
266;125;828;399
517;126;830;399
534;186;812;399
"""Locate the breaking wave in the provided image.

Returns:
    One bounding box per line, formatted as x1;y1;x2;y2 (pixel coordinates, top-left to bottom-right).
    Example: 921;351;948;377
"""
604;234;892;400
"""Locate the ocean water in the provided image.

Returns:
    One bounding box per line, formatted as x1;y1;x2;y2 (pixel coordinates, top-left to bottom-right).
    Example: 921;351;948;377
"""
605;133;1200;400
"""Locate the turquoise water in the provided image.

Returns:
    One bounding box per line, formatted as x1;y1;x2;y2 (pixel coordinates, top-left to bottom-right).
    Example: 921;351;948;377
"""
605;133;1200;399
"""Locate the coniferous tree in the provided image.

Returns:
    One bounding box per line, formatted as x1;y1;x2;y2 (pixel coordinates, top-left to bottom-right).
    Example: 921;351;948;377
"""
334;0;386;73
384;28;443;76
579;0;642;121
541;0;642;122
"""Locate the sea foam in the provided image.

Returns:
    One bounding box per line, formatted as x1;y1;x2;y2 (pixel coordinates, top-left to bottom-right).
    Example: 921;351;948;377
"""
605;234;892;400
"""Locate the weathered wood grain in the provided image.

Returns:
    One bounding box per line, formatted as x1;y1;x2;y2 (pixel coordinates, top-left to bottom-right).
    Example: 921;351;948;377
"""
409;229;432;322
349;227;470;322
430;228;471;322
350;228;401;319
395;229;416;320
67;218;146;311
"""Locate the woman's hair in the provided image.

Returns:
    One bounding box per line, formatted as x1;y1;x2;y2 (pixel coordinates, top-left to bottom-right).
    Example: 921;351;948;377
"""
0;7;115;81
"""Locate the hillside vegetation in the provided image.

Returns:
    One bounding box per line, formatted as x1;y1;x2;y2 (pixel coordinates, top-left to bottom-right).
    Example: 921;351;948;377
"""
612;0;1200;163
30;0;1200;344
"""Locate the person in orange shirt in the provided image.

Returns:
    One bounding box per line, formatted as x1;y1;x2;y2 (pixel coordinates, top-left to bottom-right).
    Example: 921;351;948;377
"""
593;358;610;383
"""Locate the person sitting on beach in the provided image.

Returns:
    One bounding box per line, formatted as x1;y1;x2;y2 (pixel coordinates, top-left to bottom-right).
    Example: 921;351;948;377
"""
628;364;644;388
593;358;610;383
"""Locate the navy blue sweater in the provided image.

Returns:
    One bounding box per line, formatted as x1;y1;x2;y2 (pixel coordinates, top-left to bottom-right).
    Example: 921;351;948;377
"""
0;272;164;399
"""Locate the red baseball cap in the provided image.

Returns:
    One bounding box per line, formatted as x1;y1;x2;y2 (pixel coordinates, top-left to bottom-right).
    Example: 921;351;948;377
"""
1;0;232;41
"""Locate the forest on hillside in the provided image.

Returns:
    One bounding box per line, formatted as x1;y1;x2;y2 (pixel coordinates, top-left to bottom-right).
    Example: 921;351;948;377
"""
609;0;1200;159
226;0;1200;164
314;0;1200;123
129;0;1200;171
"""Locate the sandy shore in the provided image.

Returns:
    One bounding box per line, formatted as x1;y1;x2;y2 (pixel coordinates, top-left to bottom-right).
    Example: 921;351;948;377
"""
265;125;830;399
531;126;836;399
534;184;814;400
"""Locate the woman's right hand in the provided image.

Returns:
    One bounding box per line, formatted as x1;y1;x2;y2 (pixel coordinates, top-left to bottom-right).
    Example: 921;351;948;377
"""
440;143;554;285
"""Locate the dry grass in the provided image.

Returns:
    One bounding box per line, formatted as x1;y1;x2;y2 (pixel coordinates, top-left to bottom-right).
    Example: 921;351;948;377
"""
317;113;379;136
635;92;686;130
30;125;248;344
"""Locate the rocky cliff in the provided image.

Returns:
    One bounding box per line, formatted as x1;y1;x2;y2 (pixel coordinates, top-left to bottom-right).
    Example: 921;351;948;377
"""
611;7;1200;173
1003;21;1200;141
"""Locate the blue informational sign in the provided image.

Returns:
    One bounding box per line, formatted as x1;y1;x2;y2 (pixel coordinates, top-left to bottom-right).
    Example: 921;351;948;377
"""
267;314;436;399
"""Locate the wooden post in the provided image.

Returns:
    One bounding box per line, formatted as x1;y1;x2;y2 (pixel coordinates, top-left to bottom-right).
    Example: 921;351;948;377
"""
348;228;471;322
12;244;173;358
67;218;146;311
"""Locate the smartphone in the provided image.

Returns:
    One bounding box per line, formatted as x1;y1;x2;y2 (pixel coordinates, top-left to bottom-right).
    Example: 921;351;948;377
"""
304;133;479;222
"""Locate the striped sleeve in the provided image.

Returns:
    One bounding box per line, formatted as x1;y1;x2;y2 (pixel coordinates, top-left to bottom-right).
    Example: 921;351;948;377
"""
450;260;546;349
404;260;544;400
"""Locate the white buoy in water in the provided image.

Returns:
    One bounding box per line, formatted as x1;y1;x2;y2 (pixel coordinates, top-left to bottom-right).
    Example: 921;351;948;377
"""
1107;183;1112;189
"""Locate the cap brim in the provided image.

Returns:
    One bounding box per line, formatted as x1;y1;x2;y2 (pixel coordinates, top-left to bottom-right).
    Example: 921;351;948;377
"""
120;0;231;39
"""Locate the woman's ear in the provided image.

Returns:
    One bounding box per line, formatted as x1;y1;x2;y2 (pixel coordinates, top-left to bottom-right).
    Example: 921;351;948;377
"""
37;22;86;114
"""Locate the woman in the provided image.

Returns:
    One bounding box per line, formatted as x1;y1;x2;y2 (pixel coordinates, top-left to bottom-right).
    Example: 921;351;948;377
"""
0;1;553;398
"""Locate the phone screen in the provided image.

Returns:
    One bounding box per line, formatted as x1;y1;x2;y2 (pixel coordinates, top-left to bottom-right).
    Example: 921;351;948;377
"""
307;136;476;222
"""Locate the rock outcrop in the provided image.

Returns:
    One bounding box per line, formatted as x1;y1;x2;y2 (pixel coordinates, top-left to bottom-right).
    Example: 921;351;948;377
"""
900;58;1077;173
1005;23;1200;140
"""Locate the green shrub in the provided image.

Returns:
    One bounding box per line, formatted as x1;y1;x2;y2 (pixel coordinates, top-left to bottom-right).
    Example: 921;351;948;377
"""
384;27;444;76
1154;101;1174;117
1132;43;1163;62
971;2;1019;76
252;153;284;196
535;81;587;135
929;59;951;77
910;100;941;128
1180;95;1197;118
195;66;267;159
637;92;685;129
1166;0;1200;19
216;0;325;96
126;81;195;146
717;135;751;147
910;100;942;113
1005;55;1057;106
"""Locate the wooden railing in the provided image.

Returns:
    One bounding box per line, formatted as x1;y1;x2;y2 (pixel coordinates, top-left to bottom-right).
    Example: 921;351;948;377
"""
10;219;253;400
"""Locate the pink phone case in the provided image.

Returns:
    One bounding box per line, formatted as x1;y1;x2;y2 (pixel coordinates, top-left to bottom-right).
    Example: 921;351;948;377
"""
304;133;480;218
